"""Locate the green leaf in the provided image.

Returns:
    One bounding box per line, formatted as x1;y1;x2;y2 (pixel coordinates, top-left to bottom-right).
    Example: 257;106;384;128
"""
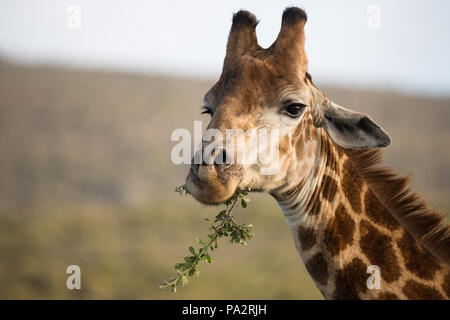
161;185;256;293
217;210;227;219
195;238;205;245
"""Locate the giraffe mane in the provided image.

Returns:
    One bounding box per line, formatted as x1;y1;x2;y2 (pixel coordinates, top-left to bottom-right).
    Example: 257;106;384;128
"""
345;148;450;266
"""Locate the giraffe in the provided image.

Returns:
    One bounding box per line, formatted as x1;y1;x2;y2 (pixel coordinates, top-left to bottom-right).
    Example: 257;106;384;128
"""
185;7;450;299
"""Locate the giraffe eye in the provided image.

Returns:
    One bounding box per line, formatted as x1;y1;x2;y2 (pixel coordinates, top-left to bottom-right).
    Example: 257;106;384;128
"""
284;103;306;118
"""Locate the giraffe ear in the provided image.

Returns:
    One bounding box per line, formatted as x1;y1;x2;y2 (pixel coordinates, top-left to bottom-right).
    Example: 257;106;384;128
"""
321;102;391;150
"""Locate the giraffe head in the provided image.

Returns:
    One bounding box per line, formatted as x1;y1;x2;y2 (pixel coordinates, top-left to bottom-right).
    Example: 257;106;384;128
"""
186;7;391;204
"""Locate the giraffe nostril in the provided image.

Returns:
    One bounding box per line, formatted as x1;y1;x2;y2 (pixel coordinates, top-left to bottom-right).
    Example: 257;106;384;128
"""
214;149;229;166
192;150;207;168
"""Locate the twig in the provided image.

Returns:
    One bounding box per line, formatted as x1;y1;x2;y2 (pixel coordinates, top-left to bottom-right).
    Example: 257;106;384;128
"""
160;185;254;293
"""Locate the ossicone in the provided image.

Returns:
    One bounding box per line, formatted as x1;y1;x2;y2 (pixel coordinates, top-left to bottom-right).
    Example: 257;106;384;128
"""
224;10;260;67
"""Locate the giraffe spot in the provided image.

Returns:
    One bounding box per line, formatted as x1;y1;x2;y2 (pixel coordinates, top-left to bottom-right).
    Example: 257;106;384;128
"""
378;292;400;300
324;204;355;256
333;257;367;300
322;175;338;203
359;220;401;283
341;159;363;214
364;190;400;231
305;253;329;286
297;226;316;252
443;273;450;299
398;231;442;280
402;280;445;300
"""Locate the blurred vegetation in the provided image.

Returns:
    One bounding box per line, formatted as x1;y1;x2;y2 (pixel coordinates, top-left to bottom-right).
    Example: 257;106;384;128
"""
0;195;323;299
0;59;448;299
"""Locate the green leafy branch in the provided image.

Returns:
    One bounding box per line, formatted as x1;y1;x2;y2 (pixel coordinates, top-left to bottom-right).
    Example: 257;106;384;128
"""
159;184;253;293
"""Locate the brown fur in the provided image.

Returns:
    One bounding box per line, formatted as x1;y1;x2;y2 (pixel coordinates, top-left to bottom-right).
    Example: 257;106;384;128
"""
297;226;316;251
397;231;442;280
305;253;329;286
333;257;367;300
305;182;322;216
224;11;260;68
359;220;401;283
324;204;355;256
364;189;400;231
322;174;338;202
346;149;450;266
341;159;363;214
443;273;450;298
378;292;400;300
402;280;445;300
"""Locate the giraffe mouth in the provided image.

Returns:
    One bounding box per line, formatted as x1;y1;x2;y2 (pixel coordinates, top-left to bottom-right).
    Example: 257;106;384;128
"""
188;167;203;187
186;167;241;205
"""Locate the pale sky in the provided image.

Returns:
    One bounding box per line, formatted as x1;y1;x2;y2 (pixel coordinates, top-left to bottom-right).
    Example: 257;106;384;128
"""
1;0;450;95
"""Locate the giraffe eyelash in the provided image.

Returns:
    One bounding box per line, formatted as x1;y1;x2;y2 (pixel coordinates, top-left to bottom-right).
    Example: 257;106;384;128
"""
201;106;213;115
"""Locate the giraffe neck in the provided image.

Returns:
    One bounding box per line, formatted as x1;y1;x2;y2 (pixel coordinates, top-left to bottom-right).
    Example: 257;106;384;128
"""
272;128;449;300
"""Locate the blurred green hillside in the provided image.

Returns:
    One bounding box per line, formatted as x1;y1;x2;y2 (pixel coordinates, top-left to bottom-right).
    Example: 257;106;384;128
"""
0;59;449;299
